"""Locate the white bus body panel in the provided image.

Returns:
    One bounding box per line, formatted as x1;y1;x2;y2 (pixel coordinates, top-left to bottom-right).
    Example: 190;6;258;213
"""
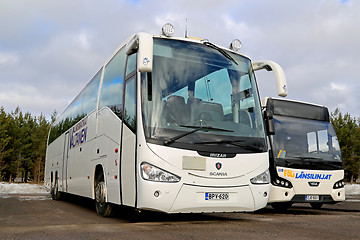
136;141;270;213
121;124;136;207
45;135;65;190
66;111;97;198
96;107;121;204
269;167;345;203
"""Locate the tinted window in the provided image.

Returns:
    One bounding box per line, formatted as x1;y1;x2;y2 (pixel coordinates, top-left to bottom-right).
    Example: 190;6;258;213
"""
124;77;136;131
82;69;101;115
49;68;102;144
99;48;126;117
126;53;137;76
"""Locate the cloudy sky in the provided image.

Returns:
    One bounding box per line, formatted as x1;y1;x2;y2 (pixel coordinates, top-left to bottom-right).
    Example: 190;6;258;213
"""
0;0;359;120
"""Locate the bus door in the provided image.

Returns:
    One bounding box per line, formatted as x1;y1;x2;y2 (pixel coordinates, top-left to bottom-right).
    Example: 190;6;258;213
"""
120;75;137;207
62;131;70;192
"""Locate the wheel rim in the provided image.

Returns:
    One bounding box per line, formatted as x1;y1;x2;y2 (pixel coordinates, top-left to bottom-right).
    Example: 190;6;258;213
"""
95;181;106;207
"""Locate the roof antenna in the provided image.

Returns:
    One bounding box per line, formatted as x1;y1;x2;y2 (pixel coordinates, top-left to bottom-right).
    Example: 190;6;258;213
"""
185;18;188;38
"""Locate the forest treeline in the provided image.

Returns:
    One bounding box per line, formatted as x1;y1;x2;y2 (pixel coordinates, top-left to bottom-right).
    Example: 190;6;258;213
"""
0;106;55;183
331;108;360;183
0;106;359;183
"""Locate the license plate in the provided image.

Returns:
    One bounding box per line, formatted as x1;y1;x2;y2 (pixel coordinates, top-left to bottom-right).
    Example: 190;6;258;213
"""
205;192;229;201
305;195;320;201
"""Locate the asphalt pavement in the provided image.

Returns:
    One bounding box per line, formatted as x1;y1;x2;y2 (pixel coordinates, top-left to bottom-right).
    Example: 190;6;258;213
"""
0;193;359;240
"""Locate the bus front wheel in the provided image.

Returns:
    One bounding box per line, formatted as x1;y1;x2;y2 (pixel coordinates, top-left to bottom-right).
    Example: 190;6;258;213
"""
94;172;114;217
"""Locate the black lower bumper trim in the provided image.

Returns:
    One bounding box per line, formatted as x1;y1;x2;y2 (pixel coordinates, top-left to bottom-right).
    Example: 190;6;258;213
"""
291;194;334;203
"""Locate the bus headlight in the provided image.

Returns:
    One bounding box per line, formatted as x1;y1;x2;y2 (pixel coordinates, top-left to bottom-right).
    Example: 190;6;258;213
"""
333;179;345;189
272;176;293;188
250;170;270;184
141;162;180;182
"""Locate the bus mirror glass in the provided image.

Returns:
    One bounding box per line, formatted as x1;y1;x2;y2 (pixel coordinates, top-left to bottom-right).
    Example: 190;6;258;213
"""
264;110;275;135
267;118;275;135
252;60;288;97
265;109;273;119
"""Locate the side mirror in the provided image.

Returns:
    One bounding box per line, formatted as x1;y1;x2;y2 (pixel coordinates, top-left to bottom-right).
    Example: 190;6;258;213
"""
267;118;275;135
252;60;287;97
126;32;153;72
264;110;275;135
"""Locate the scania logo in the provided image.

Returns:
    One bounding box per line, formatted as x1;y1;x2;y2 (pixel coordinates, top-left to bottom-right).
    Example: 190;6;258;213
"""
216;162;222;170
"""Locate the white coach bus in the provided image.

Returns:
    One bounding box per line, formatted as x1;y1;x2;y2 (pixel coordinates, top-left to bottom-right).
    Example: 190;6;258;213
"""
262;98;345;210
45;24;288;216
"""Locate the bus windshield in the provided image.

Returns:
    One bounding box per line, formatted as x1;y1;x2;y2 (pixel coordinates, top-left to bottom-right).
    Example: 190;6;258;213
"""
273;115;343;170
141;38;266;153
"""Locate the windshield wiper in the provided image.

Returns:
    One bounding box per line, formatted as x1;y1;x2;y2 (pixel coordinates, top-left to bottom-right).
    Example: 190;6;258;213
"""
194;139;266;152
163;125;233;146
203;41;238;65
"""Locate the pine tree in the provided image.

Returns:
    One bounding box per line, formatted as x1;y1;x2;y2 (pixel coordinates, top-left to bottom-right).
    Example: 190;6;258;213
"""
32;114;50;183
0;106;52;182
331;108;359;183
0;107;13;180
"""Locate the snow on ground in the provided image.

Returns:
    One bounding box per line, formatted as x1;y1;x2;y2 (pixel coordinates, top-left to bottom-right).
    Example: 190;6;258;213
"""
345;184;360;196
0;182;49;198
0;182;359;200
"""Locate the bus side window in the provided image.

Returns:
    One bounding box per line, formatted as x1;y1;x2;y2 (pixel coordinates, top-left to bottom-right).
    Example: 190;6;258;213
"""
82;68;102;115
124;77;136;131
126;53;137;76
99;47;126;118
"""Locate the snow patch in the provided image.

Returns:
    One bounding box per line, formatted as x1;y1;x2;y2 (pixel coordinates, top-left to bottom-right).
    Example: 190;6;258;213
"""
0;182;49;195
345;184;360;196
19;195;50;201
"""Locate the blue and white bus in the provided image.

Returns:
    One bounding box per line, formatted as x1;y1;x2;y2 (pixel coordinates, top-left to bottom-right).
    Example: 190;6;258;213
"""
45;24;287;216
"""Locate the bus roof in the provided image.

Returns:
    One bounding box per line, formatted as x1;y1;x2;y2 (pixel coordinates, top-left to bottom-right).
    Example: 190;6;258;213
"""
263;97;330;122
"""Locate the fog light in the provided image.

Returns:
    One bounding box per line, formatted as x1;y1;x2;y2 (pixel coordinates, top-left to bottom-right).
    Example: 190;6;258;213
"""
263;191;268;197
154;190;160;198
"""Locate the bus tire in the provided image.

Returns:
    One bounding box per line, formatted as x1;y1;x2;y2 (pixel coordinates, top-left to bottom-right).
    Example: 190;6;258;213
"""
310;202;323;209
270;202;292;211
94;171;114;217
51;178;62;200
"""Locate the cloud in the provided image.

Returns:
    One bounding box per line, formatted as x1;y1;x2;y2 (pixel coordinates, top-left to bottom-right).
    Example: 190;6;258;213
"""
0;84;64;116
330;83;347;92
0;0;359;120
0;52;18;64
